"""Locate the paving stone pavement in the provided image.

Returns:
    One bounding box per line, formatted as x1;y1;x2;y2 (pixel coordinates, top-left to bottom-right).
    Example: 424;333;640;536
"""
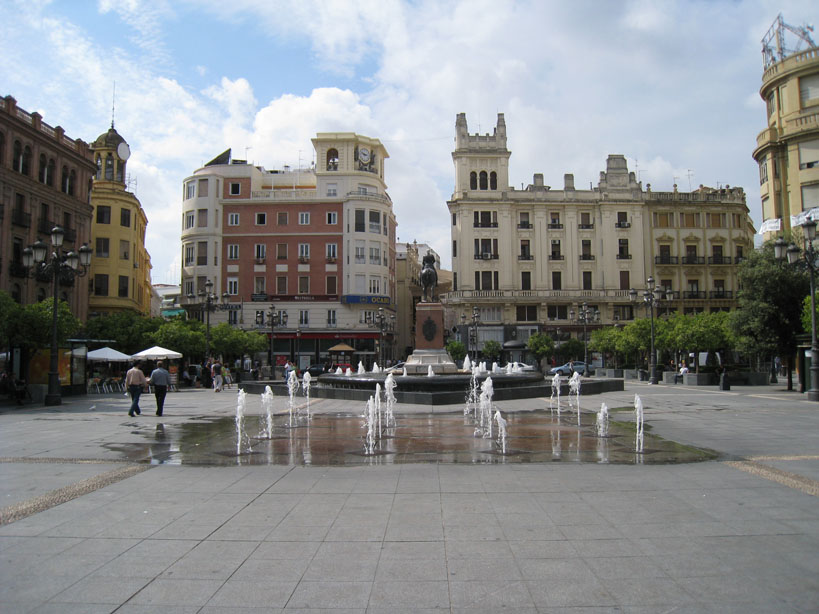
0;380;817;613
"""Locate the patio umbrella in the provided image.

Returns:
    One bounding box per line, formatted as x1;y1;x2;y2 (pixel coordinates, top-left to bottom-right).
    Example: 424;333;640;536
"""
87;347;132;362
132;345;183;360
328;343;355;352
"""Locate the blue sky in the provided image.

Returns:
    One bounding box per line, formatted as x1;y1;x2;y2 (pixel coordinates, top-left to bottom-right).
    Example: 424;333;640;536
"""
1;0;816;284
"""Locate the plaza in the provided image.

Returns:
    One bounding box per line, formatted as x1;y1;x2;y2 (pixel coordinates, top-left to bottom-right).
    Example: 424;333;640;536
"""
0;381;817;612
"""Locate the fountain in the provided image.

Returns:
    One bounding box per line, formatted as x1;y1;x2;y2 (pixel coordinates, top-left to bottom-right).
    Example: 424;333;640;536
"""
357;361;366;375
494;409;508;454
427;365;435;377
464;364;480;417
383;373;397;428
596;402;609;437
286;369;300;427
569;371;582;424
363;396;377;455
476;376;494;439
634;394;644;452
260;385;275;439
235;389;248;455
550;373;562;413
335;366;343;375
463;354;472;372
302;372;312;419
345;367;352;376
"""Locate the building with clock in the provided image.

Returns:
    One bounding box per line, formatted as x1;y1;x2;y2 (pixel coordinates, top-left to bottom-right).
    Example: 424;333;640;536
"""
443;113;755;362
180;132;397;370
87;124;152;317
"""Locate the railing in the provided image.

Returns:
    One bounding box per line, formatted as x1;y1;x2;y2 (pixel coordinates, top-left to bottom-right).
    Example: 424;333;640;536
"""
616;253;632;260
682;256;705;265
11;209;31;228
326;257;337;263
517;222;532;229
63;227;76;243
708;256;732;265
298;256;309;263
580;254;595;260
709;290;734;299
473;222;498;228
548;254;564;260
683;291;706;299
615;221;630;228
655;256;678;264
9;261;27;278
547;223;563;229
255;257;266;264
474;253;498;260
37;218;54;234
518;254;533;260
578;223;594;229
443;288;635;301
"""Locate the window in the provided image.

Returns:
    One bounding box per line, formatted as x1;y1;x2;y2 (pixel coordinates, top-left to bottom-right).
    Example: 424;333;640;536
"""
96;238;110;258
197;241;208;265
227;277;238;295
183;279;194;296
654;212;673;228
355;243;366;264
550;240;562;259
327;211;337;224
519;212;531;228
470;171;477;190
229;182;241;195
547;305;568;320
707;213;726;228
94;274;109;296
185;211;195;229
798;140;819;170
120;208;131;228
255;244;266;260
197;209;208;227
616;211;629;227
453;240;457;258
521;271;531;291
198;178;208;197
474;210;497;228
658;244;672;263
326;148;339;170
228;244;239;260
327;183;337;197
369;277;381;294
185;182;195;199
327;276;337;295
490;171;497;190
800;74;819;107
184;244;194;266
120;239;129;260
327;309;337;327
355;209;366;232
619;270;630;290
802;184;819;209
767;91;776;116
479;171;488;190
299;212;310;225
277;212;288;225
298;244;310;259
326;243;337;259
369;246;380;265
516;305;537;321
96;205;111;224
579;211;592;228
685;244;698;263
254;277;266;294
118;275;129;298
552;271;562;290
582;271;592;290
277;243;287;259
369;210;380;233
299;276;310;294
759;156;769;183
299;310;309;326
549;212;561;228
680;212;699;227
276;276;287;294
617;239;630;259
256;212;267;225
581;239;592;260
520;239;531;259
228;310;238;325
228;213;239;226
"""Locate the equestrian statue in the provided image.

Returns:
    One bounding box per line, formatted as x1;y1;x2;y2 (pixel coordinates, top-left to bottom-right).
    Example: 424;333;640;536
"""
420;250;438;302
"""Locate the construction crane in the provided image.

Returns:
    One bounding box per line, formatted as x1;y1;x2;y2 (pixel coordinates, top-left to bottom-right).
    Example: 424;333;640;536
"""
762;13;816;68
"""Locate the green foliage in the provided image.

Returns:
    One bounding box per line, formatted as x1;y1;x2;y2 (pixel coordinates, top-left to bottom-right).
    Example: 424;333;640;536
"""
0;291;22;348
526;333;554;359
482;339;502;360
801;293;819;335
556;337;584;362
82;310;164;355
730;243;808;360
148;321;205;359
14;299;81;350
446;340;467;361
210;323;267;362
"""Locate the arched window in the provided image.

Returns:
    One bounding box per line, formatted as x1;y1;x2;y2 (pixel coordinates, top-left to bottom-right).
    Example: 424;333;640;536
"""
22;145;31;175
490;171;497;190
104;153;114;180
68;170;76;196
61;165;69;193
327;148;339;171
479;171;488;190
47;158;55;187
39;154;47;183
470;171;477;190
13;140;23;172
95;155;102;179
116;159;125;182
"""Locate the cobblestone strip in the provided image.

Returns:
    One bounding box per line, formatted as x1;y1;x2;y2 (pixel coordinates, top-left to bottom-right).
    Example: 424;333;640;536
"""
0;463;150;525
724;458;819;497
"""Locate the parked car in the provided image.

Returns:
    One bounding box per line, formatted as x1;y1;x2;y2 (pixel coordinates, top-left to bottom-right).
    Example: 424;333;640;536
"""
305;364;327;377
549;361;590;376
330;363;352;372
506;361;535;372
385;361;406;373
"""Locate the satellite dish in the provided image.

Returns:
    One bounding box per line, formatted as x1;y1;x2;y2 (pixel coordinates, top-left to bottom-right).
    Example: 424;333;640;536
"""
117;142;131;161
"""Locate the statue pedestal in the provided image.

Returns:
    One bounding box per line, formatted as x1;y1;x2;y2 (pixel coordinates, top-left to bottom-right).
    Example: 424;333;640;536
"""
405;302;458;374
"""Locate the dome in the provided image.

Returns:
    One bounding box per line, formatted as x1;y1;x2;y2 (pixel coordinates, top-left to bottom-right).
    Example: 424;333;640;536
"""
92;126;126;150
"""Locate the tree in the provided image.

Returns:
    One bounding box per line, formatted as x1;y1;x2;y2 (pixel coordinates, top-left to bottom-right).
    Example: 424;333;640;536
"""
666;311;734;372
589;326;621;368
527;333;554;369
555;337;585;363
0;291;22;352
482;339;502;361
210;323;267;363
149;321;206;360
82;310;164;355
446;340;466;362
730;242;808;388
16;299;81;351
800;292;819;336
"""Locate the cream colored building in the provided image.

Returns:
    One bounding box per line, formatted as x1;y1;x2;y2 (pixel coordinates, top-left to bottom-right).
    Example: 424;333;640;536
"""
88;126;152;317
753;17;819;237
443;113;755;356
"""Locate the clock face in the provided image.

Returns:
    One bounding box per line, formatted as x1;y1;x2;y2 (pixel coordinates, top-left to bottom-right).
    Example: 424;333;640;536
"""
359;147;370;163
117;142;131;161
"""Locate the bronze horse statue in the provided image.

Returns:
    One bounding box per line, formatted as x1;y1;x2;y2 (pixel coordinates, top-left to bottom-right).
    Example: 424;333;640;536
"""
420;251;438;302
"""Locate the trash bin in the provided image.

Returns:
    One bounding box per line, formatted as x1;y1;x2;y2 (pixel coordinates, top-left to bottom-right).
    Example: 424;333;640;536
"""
719;371;730;390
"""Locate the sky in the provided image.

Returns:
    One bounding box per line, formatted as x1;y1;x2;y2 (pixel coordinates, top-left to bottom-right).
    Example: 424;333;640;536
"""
1;0;816;284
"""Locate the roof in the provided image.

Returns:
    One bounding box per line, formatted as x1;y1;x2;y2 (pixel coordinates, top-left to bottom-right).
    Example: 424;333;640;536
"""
92;126;126;150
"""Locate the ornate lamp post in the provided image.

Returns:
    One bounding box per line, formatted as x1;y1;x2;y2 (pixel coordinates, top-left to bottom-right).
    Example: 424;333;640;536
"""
471;306;480;361
569;302;599;376
629;276;667;385
187;279;228;359
296;328;302;371
776;223;819;401
21;226;92;405
266;305;288;379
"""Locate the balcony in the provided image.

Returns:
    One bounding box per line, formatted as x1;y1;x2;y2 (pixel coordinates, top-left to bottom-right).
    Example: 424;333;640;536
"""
578;223;594;229
548;254;564;261
709;290;734;299
63;227;76;243
683;291;706;299
682;256;705;265
517;222;532;229
655;256;678;264
326;256;337;263
580;254;595;261
473;222;498;228
616;253;632;260
11;209;31;228
474;252;498;260
518;254;533;260
615;221;630;228
298;256;309;264
9;261;27;278
254;257;266;264
547;223;563;229
708;256;732;265
37;218;55;234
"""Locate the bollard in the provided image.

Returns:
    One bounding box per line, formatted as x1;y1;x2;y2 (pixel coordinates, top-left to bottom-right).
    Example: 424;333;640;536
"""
719;371;730;390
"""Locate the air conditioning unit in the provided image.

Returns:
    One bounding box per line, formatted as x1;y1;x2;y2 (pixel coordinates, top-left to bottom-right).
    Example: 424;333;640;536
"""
482;252;492;259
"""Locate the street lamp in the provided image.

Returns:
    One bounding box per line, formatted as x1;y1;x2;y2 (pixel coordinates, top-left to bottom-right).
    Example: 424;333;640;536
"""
776;222;819;401
21;226;92;405
296;328;302;371
629;276;667;385
266;305;288;379
471;306;480;361
569;302;599;376
187;279;227;359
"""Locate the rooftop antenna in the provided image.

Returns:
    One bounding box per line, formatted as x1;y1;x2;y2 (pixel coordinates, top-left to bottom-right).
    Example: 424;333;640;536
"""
686;169;694;191
244;147;252;164
111;81;116;129
633;158;643;182
762;13;817;69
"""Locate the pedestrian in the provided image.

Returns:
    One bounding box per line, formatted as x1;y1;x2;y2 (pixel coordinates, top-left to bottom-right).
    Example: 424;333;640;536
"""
149;360;171;416
212;359;223;392
223;365;232;389
125;361;149;417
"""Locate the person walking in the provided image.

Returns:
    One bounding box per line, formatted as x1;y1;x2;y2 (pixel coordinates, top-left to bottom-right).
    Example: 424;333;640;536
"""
212;359;223;392
149;360;171;416
125;361;149;417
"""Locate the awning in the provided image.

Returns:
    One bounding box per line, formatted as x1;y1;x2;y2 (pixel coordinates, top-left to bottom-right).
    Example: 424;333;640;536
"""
328;343;355;352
